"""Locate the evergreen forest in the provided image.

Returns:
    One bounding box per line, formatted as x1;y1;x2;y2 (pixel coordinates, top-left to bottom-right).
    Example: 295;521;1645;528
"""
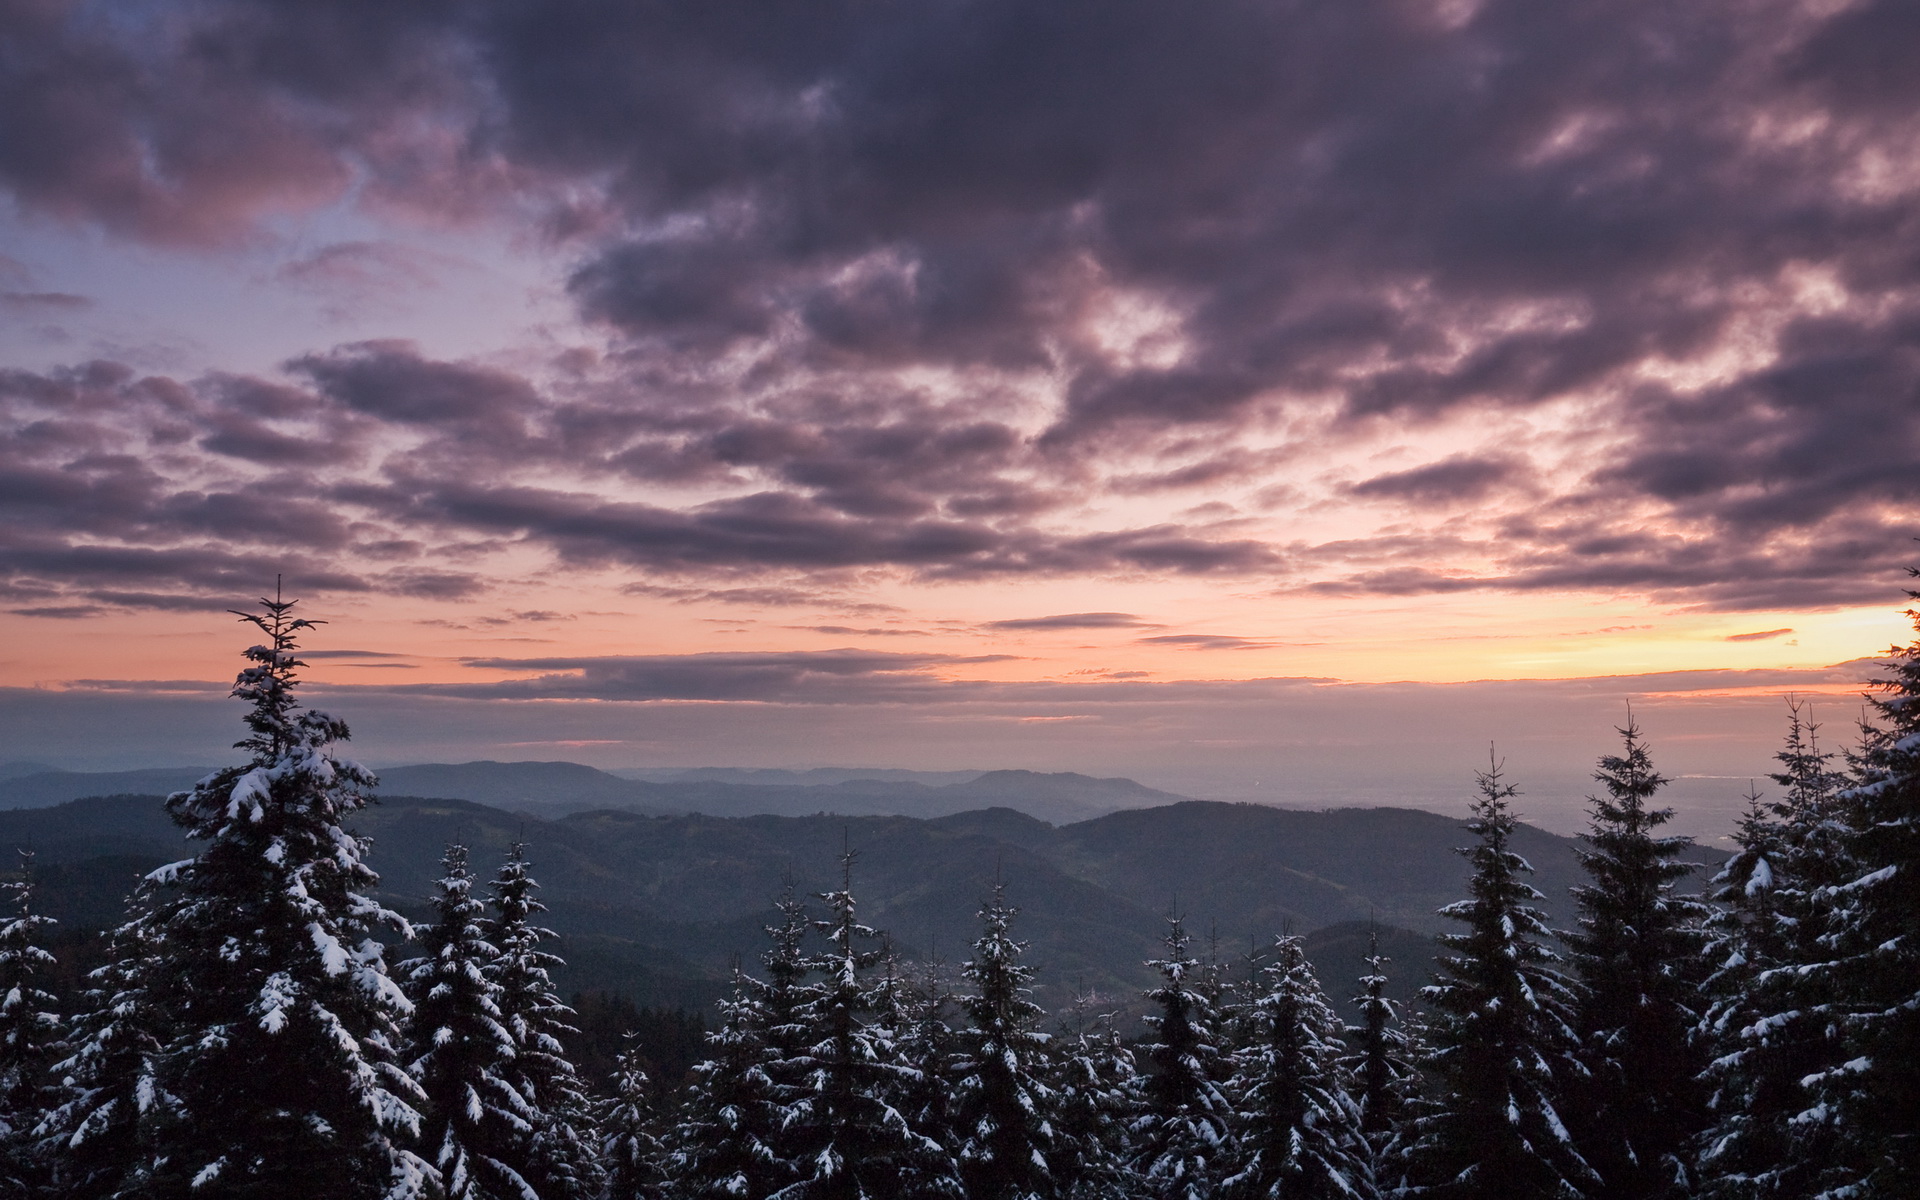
2;587;1918;1200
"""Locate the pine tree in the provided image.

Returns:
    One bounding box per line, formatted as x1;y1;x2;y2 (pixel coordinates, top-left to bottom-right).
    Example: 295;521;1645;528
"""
0;851;63;1194
138;591;431;1200
1220;933;1373;1200
41;884;169;1200
400;844;529;1200
1563;720;1712;1200
487;843;604;1200
1798;582;1920;1196
952;882;1057;1200
599;1037;665;1200
674;886;816;1200
894;954;959;1168
780;849;958;1200
670;965;795;1200
1049;995;1135;1200
1130;914;1232;1200
1401;758;1594;1200
1342;928;1415;1152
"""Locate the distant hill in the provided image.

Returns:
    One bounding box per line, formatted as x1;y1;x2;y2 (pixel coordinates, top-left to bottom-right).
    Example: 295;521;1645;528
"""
0;759;1176;824
0;768;210;810
0;790;1722;1017
617;766;984;788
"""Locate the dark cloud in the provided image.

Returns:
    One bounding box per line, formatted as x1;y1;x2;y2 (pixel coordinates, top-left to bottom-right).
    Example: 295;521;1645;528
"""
0;292;91;312
4;1;1920;609
1137;634;1274;651
431;649;1020;704
1727;628;1794;643
1350;456;1517;503
983;612;1152;631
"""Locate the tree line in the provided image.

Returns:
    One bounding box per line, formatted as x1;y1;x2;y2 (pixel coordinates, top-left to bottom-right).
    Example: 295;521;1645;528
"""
0;589;1917;1199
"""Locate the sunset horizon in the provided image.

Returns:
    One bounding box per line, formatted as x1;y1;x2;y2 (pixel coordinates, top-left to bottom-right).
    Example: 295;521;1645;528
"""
7;0;1920;838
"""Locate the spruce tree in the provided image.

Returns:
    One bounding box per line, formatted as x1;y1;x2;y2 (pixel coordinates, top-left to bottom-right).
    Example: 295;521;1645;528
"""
1799;585;1920;1196
674;887;815;1200
138;591;431;1199
781;850;958;1200
0;851;63;1195
1563;720;1712;1200
400;844;528;1200
893;954;959;1170
670;966;794;1200
42;885;169;1200
599;1036;666;1200
1342;928;1415;1152
487;843;604;1200
952;882;1057;1200
1402;758;1594;1200
1130;914;1232;1200
1220;933;1373;1200
1050;995;1136;1200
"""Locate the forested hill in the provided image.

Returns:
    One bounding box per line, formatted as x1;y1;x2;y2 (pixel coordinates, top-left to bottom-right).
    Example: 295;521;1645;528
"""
0;792;1698;1012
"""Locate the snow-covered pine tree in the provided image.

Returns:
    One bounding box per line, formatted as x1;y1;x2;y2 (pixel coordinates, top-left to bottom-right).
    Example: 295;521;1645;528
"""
41;883;169;1200
1049;995;1136;1200
951;882;1057;1200
1219;933;1372;1200
1130;914;1232;1200
486;842;604;1200
1697;701;1857;1200
670;965;794;1200
1342;927;1416;1152
400;843;529;1200
1696;786;1796;1200
0;851;63;1195
138;591;431;1200
889;950;958;1173
781;849;958;1200
1798;583;1920;1196
674;886;818;1200
1563;720;1712;1200
1401;757;1594;1200
599;1036;666;1200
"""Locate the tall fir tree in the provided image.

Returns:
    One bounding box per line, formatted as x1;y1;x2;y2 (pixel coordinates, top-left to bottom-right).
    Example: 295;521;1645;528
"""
781;849;958;1200
672;889;813;1200
137;591;431;1200
1563;720;1712;1200
1696;786;1798;1199
399;844;529;1200
1050;995;1136;1200
599;1036;666;1200
1342;928;1416;1155
1219;933;1373;1200
1130;914;1232;1200
0;851;63;1195
670;965;795;1200
1697;702;1854;1200
893;954;959;1172
952;882;1058;1200
1402;758;1594;1200
42;883;170;1200
487;842;604;1200
1799;583;1920;1197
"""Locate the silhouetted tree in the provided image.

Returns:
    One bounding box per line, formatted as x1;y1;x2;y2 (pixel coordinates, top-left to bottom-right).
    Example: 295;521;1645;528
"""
1563;720;1711;1200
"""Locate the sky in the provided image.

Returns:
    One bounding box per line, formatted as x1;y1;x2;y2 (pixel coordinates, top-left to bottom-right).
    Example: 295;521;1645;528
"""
4;0;1920;834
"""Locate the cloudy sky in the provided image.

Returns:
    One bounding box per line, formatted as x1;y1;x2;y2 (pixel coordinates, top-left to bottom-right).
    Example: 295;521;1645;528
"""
4;0;1917;831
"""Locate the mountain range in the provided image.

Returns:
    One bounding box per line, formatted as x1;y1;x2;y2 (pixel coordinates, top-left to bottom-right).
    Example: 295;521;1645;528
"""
0;767;1722;1020
0;760;1184;825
